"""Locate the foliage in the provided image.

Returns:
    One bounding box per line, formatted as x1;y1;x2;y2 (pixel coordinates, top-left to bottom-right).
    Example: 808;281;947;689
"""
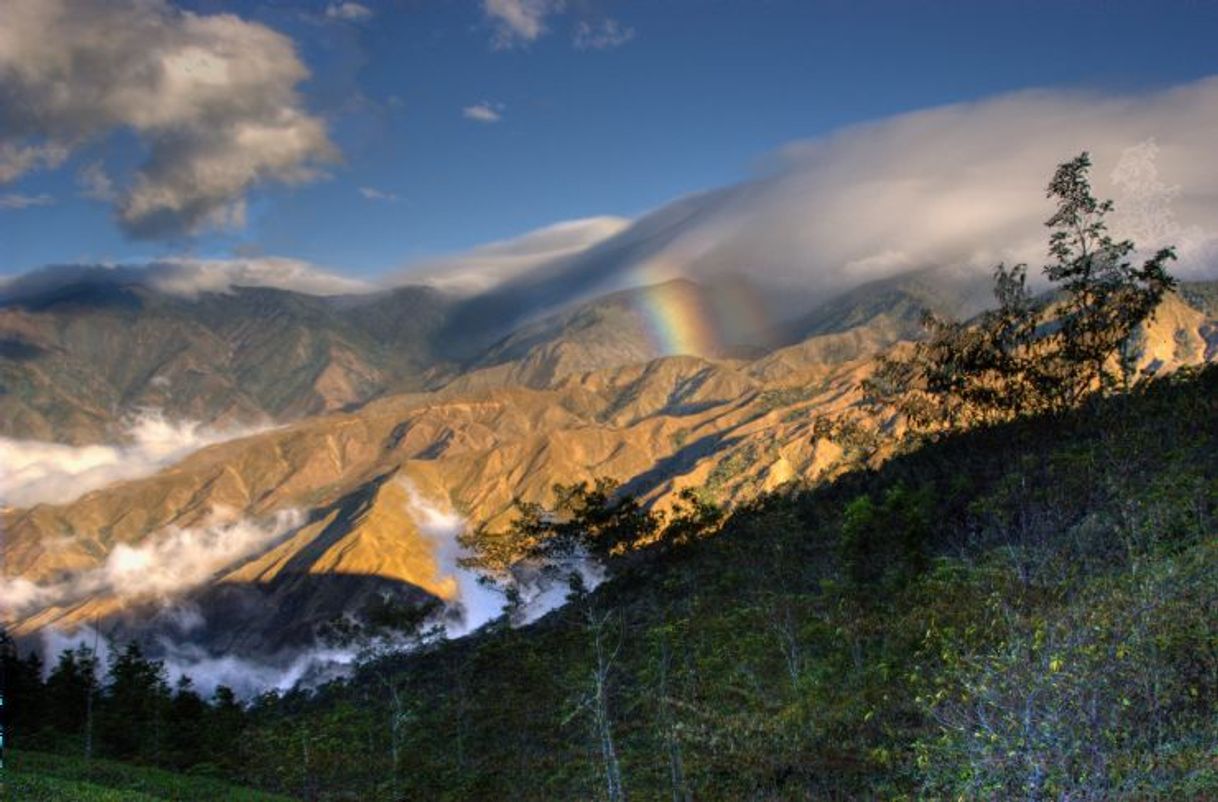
458;477;723;578
868;152;1178;432
8;374;1217;802
3;750;295;801
116;364;1216;801
3;637;249;775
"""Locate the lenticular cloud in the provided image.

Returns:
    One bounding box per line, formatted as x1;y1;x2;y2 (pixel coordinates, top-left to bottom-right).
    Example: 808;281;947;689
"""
454;78;1218;333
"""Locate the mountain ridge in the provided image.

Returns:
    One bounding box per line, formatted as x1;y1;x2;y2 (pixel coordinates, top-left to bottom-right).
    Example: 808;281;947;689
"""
4;277;1216;663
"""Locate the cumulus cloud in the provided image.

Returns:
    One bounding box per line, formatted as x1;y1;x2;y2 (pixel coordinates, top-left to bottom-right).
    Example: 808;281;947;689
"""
573;18;635;50
1;509;302;617
483;0;564;48
455;77;1218;336
404;215;629;293
325;2;373;22
359;186;399;202
0;0;337;239
0;410;271;508
0;192;53;209
463;101;505;123
0;257;371;304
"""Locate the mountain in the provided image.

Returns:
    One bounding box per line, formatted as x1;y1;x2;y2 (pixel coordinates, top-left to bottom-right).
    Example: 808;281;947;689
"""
4;277;1216;667
228;362;1218;800
0;281;456;444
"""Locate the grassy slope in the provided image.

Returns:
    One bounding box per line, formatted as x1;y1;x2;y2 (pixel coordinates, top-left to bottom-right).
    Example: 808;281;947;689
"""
4;751;296;802
229;365;1218;801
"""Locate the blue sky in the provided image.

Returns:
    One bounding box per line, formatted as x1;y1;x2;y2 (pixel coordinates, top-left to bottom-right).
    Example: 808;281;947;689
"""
2;0;1218;279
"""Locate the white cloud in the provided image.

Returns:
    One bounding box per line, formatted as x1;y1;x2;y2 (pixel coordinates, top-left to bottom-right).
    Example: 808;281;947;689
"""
483;0;564;48
492;78;1218;324
400;480;504;637
0;192;53;209
145;257;372;296
0;257;372;303
39;626;355;699
400;479;603;634
325;2;373;21
0;410;271;508
463;101;505;123
359;186;399;202
573;18;635;50
2;509;302;617
77;161;116;201
0;0;337;239
405;215;630;292
0;142;69;183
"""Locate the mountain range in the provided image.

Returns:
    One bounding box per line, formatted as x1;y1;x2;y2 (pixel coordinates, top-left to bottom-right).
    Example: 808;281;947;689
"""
2;262;1217;681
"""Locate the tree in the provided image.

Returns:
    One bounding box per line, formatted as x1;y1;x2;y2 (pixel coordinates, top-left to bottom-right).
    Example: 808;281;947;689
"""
459;478;662;579
165;675;207;769
869;152;1177;432
99;640;170;760
563;607;628;802
0;632;45;750
206;685;247;771
1043;152;1177;401
43;644;100;754
838;483;933;587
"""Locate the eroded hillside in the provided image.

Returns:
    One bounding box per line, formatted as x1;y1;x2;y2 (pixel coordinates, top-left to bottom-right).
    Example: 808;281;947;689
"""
4;280;1217;658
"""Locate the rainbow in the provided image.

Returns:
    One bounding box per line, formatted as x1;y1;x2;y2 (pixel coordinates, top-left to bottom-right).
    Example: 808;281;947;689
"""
636;278;720;357
631;257;771;358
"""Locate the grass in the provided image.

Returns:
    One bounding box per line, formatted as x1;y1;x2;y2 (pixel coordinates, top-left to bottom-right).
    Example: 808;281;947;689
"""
4;751;297;802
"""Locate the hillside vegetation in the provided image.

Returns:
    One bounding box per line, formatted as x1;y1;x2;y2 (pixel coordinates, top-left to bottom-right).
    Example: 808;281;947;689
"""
3;750;295;802
11;366;1217;799
205;364;1215;801
5;153;1217;800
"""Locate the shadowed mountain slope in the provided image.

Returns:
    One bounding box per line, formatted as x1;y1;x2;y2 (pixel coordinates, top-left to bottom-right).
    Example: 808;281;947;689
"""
0;283;455;443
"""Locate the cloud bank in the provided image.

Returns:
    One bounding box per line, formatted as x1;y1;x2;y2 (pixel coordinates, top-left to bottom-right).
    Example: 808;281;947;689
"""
2;509;302;618
0;0;336;238
450;77;1218;337
0;257;370;304
6;78;1218;351
0;410;270;508
40;624;358;699
408;215;629;293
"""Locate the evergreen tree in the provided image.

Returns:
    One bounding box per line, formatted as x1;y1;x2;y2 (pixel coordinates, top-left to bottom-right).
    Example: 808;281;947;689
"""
166;675;207;768
99;640;170;760
43;645;99;747
0;632;46;750
206;685;247;770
